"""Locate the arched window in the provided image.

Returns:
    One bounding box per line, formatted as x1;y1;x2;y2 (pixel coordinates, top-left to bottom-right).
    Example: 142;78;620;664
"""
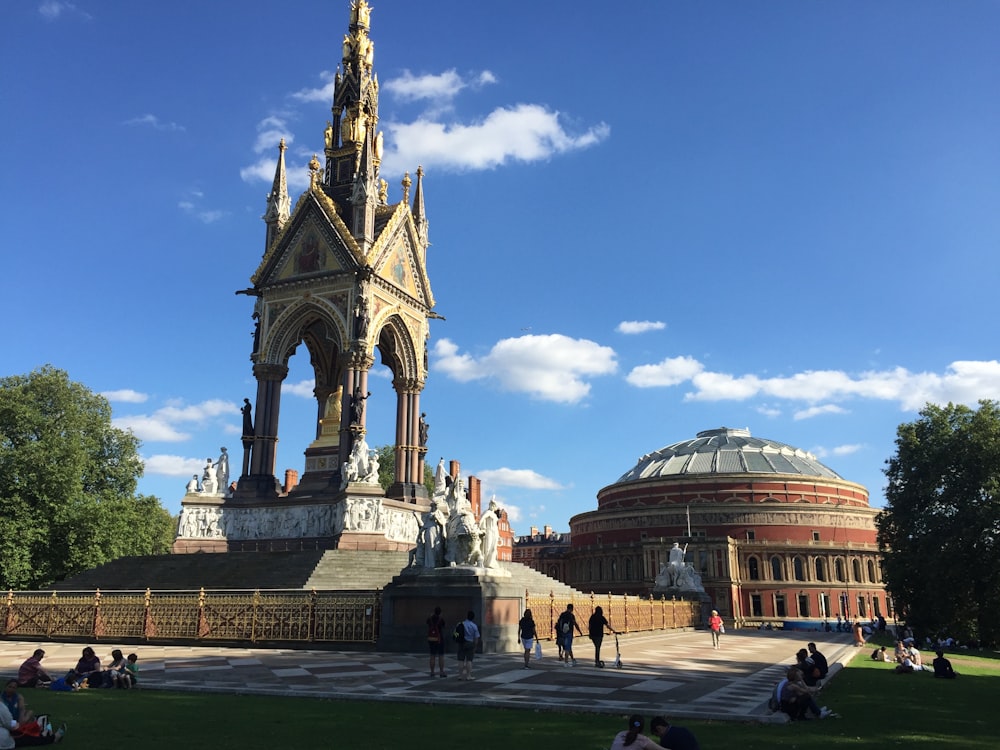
748;557;760;580
852;559;862;582
867;560;877;583
586;560;593;581
793;556;806;581
815;558;827;582
771;556;784;581
610;559;618;580
835;558;845;582
625;558;633;581
596;560;603;581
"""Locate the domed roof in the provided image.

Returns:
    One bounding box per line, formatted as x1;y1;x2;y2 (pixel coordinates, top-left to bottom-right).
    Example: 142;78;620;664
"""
616;427;843;483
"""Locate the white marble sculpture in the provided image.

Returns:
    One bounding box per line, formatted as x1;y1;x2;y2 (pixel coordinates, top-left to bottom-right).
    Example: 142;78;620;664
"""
479;497;500;569
341;435;380;488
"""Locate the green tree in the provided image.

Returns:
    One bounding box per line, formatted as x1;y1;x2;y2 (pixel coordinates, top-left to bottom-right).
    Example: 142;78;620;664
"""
0;366;174;589
877;401;1000;645
373;444;434;496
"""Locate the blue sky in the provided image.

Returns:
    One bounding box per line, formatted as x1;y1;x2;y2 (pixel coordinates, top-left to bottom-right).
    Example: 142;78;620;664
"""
5;1;1000;531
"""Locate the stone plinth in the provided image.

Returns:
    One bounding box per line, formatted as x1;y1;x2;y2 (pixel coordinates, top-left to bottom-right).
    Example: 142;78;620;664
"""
378;566;525;654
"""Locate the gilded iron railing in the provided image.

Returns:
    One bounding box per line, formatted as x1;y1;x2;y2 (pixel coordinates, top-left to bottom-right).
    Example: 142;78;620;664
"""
525;591;701;639
2;589;380;644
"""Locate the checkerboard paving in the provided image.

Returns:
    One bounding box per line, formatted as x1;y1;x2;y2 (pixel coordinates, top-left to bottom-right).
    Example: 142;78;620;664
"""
0;630;862;721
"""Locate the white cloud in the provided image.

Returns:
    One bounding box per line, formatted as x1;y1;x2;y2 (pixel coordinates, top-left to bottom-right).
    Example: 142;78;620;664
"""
39;1;91;21
290;72;336;103
124;114;185;132
143;454;207;477
383;69;496;104
283;379;316;398
476;468;565;491
380;105;610;175
178;201;225;224
756;405;781;418
626;356;703;387
626;355;1000;412
113;399;238;442
832;444;863;456
101;389;148;404
433;334;617;403
793;404;847;420
252;116;294;154
617;320;666;335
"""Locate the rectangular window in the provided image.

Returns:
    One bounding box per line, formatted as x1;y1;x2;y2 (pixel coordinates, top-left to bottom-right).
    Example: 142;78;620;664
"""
746;530;756;541
750;594;763;617
798;594;810;617
775;594;787;618
818;593;829;619
874;597;882;617
857;595;867;618
690;529;707;538
812;531;821;541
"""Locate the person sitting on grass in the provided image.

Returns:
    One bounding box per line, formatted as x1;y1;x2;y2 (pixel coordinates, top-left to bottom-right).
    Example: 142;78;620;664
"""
16;651;52;689
871;646;891;662
1;679;65;745
104;649;129;688
65;647;101;689
609;715;661;750
2;680;34;728
932;650;958;678
124;653;139;688
650;715;700;750
780;667;836;719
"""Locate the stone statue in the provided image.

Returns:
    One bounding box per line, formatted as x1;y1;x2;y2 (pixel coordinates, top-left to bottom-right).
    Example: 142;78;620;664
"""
216;447;230;493
444;478;482;566
349;386;370;427
354;295;370;341
185;475;200;494
479;497;501;569
341;435;379;488
418;413;429;447
242;399;253;437
201;458;218;495
362;448;380;484
433;458;447;497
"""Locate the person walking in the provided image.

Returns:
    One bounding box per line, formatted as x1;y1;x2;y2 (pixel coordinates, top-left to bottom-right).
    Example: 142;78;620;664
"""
426;606;446;677
555;604;583;666
457;611;481;681
518;609;538;668
708;609;724;649
588;606;616;667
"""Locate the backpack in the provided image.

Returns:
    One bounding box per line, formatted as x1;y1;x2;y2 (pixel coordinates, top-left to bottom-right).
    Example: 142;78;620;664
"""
427;617;441;642
557;613;570;634
453;622;465;643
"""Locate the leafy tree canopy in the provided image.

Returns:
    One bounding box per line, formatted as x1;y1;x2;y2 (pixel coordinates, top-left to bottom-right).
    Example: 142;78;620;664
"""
877;400;1000;645
373;444;434;496
0;366;175;589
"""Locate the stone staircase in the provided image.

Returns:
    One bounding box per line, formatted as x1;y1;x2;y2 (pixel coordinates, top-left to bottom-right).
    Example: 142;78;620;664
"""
304;550;410;590
48;549;587;596
49;551;328;591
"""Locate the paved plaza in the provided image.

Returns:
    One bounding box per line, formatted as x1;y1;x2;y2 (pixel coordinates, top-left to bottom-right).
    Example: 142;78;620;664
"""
1;629;862;721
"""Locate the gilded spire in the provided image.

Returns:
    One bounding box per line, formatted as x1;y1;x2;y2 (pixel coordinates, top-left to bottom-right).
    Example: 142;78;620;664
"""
412;165;428;248
262;139;290;250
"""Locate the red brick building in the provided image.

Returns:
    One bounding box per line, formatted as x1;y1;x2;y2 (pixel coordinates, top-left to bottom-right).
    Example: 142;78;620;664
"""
567;427;889;627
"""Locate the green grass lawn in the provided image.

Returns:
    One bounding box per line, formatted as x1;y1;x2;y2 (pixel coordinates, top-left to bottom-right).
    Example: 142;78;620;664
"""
19;643;998;749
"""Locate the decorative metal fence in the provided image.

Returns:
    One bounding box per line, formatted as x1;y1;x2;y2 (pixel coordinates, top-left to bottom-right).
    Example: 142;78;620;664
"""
2;589;381;644
525;591;701;639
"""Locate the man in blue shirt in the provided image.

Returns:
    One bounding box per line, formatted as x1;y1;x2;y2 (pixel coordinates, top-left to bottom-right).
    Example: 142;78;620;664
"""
458;611;481;681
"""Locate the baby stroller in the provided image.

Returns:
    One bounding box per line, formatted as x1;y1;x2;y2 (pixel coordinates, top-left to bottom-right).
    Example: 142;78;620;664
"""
613;633;623;669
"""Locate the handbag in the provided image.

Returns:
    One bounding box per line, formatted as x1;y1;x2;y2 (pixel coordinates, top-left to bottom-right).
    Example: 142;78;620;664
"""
534;640;542;660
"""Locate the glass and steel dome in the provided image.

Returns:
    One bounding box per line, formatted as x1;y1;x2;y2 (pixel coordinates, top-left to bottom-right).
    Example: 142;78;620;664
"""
616;427;843;482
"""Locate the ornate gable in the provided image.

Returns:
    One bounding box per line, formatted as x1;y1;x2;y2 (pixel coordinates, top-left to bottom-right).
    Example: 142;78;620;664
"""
367;203;434;309
252;188;362;288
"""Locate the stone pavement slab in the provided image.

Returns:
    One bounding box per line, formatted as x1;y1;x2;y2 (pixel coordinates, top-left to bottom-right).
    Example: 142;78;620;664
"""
0;629;863;721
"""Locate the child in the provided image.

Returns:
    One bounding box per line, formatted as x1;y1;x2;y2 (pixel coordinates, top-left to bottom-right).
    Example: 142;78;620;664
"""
124;653;139;689
106;649;128;688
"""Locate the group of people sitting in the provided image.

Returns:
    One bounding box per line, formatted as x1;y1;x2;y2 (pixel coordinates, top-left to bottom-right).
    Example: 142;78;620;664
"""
772;642;839;720
879;639;957;677
1;678;65;746
17;647;139;692
609;714;700;750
